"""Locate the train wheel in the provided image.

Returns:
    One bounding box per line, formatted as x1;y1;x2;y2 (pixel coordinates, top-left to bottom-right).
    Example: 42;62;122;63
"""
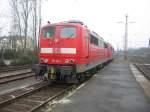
76;73;86;83
64;75;71;83
76;73;81;82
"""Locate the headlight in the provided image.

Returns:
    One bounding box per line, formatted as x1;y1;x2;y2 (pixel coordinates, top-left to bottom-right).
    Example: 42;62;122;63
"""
65;59;69;63
65;59;75;64
70;59;75;64
40;58;44;63
40;58;48;63
44;58;48;63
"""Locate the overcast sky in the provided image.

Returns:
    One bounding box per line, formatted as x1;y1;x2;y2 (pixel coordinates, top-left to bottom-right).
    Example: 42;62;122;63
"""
0;0;150;49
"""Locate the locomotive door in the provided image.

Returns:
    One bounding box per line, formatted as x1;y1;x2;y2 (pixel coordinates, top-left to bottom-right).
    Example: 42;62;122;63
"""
52;28;60;58
85;30;90;58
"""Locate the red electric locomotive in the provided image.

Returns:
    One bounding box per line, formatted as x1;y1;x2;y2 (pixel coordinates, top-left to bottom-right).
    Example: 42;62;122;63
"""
33;20;114;82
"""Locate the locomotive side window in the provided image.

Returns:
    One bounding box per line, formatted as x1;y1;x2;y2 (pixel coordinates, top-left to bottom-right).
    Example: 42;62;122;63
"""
85;31;89;39
90;34;98;46
99;39;105;48
43;27;55;38
104;43;108;48
85;31;89;44
60;27;76;38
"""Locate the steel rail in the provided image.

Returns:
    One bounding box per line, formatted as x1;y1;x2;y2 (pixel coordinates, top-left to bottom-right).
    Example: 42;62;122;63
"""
0;71;32;79
0;83;74;112
29;85;73;112
0;72;35;85
0;82;49;108
0;65;30;73
134;64;150;81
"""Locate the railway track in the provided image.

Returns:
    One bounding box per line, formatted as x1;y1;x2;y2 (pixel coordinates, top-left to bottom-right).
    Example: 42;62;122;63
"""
134;64;150;81
129;55;150;64
0;65;35;85
0;71;35;85
0;65;30;73
129;56;150;80
0;82;74;112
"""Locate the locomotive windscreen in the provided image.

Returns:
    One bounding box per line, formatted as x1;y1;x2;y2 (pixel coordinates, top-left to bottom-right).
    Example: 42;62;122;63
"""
43;27;55;38
60;27;76;38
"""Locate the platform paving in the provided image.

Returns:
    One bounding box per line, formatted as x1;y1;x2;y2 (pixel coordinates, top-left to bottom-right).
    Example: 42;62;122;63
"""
53;57;150;112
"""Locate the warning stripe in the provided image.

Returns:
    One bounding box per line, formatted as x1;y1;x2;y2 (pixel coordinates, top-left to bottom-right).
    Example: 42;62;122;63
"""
41;48;76;54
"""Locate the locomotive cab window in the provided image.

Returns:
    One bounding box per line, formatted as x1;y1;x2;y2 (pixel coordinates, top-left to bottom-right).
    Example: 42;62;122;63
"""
99;39;105;48
60;27;76;38
104;43;108;48
90;34;98;46
43;27;55;38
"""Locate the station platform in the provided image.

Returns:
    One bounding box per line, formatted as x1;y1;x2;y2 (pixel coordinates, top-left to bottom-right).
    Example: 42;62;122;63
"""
53;57;150;112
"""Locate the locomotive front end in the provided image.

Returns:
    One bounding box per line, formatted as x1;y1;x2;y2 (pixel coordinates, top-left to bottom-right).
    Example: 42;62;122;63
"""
36;23;82;82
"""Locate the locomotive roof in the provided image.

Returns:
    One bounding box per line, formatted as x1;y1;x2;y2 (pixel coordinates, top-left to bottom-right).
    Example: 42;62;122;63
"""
43;22;83;28
42;20;104;40
43;20;87;28
62;20;84;25
90;31;104;40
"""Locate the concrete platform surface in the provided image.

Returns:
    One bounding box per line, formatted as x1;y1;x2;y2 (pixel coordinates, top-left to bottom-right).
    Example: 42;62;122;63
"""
53;58;150;112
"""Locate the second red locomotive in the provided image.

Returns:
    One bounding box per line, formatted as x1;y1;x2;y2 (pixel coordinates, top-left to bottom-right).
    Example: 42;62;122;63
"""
33;20;114;82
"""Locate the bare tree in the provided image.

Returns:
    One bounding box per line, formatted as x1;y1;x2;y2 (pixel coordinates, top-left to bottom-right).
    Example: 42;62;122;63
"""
9;0;23;50
15;1;24;50
20;0;32;53
32;0;38;52
9;0;18;51
9;0;39;53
